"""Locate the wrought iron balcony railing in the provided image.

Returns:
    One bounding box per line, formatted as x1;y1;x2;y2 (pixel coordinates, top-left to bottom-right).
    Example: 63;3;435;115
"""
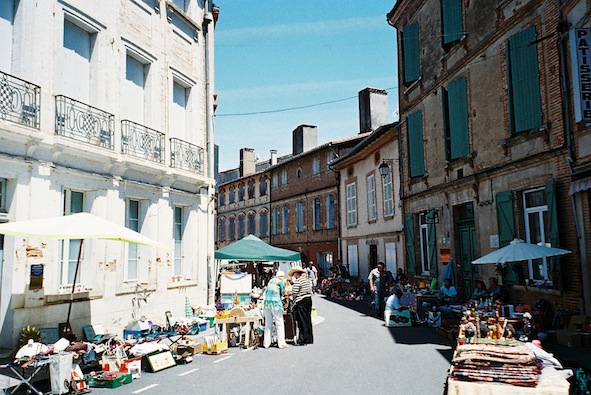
55;95;115;150
170;137;204;174
121;120;166;164
0;71;41;129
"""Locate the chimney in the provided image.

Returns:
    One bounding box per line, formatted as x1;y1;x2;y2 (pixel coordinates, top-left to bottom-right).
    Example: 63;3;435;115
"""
358;88;388;134
292;125;317;155
270;149;277;166
240;148;256;176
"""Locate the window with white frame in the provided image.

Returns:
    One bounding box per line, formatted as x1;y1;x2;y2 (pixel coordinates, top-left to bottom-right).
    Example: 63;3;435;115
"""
173;206;185;277
272;173;278;188
296;202;304;233
523;188;550;281
0;178;6;211
326;195;335;229
125;54;150;124
346;182;357;226
126;199;141;281
419;213;430;275
271;208;278;235
385;242;397;270
312;157;320;175
61;19;94;103
61;190;85;286
383;170;394;217
171;80;189;140
281;169;288;185
0;0;15;73
313;198;321;231
347;244;359;277
172;0;187;11
282;205;289;234
367;174;377;221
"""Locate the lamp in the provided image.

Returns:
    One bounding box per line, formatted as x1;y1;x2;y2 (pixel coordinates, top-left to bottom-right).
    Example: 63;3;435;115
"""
378;159;397;178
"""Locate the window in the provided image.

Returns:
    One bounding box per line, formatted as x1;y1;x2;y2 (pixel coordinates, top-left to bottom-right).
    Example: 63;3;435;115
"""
506;27;542;134
441;0;463;47
171;81;189;140
347;244;359;277
259;178;267;196
172;0;187;11
312;157;320;175
282;205;289;234
281;169;288;185
61;19;93;102
386;242;397;270
523;188;550;282
296;202;304;233
383;170;394;217
419;213;430;275
125;55;147;123
61;190;85;285
367;174;377;221
407;111;425;178
296;168;302;178
0;0;15;73
237;214;245;239
247;180;255;199
260;210;268;238
443;77;470;160
229;187;235;204
218;217;226;242
326;195;335;229
313;198;321;231
247;212;255;236
229;216;236;240
346;182;357;226
326;151;335;170
418;211;437;276
272;173;278;188
402;22;420;83
0;178;6;211
271;208;278;236
173;206;185;276
218;190;225;206
238;184;244;201
126;199;141;281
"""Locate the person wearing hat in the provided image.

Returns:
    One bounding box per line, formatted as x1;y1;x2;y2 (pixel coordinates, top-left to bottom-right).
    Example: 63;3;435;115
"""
262;270;288;349
306;261;318;292
289;266;314;346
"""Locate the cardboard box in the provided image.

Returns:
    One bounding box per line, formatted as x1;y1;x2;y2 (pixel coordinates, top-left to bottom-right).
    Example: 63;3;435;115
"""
202;340;228;355
177;345;200;355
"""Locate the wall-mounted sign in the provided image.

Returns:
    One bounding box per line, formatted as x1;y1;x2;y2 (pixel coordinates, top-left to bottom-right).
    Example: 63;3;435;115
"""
570;28;591;122
29;264;44;290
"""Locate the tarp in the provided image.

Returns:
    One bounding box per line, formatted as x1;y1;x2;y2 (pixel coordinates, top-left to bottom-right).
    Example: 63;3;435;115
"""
214;234;300;261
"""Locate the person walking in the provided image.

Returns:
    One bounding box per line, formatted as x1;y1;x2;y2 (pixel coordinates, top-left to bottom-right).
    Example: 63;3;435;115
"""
262;270;288;349
307;261;318;292
368;262;393;318
289;267;314;346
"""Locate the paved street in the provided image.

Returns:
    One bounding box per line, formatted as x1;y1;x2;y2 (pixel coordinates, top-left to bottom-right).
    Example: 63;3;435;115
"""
93;295;455;395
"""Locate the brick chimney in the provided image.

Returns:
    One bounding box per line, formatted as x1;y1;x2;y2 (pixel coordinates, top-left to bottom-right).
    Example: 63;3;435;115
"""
358;88;388;134
292;125;317;155
240;148;256;176
270;149;277;166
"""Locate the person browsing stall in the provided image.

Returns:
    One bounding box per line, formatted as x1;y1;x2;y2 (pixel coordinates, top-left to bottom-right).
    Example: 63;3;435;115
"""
471;280;488;302
368;262;394;318
262;270;288;349
487;277;503;302
440;278;458;304
289;267;314;346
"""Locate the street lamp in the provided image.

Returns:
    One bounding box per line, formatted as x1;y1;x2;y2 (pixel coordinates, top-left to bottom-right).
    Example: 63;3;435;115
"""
378;159;397;178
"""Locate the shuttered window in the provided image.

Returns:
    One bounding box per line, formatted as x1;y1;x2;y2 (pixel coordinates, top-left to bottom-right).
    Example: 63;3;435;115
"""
544;179;561;289
260;210;268;238
403;22;420;83
443;77;470;160
495;191;518;285
442;0;463;45
404;214;416;274
407;111;425;178
506;27;542;134
427;210;438;276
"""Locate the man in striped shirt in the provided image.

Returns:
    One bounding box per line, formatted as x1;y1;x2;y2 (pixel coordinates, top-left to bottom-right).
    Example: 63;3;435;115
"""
289;267;314;346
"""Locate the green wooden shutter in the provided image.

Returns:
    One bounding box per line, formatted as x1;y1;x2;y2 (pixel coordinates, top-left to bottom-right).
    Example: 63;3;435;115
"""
545;179;562;289
427;210;438;277
405;213;416;274
407;111;425;177
496;191;518;284
442;0;462;44
447;77;470;159
507;27;542;133
442;87;451;160
403;23;420;83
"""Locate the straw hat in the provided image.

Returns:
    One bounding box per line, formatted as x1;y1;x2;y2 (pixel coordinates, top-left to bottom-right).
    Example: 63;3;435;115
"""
288;267;306;277
275;270;286;279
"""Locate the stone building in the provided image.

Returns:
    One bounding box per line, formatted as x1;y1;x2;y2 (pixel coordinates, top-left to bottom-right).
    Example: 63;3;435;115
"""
0;0;217;346
388;0;587;320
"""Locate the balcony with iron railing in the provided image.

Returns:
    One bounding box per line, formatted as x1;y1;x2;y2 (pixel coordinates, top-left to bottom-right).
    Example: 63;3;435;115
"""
121;120;166;164
55;95;115;150
170;137;204;174
0;70;41;129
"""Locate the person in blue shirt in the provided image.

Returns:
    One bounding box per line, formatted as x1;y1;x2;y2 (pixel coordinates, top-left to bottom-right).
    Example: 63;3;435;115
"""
439;278;458;304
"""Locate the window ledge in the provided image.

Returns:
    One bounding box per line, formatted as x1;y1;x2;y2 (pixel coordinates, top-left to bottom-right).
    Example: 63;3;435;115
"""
167;281;199;290
45;292;92;304
500;123;551;148
512;285;560;295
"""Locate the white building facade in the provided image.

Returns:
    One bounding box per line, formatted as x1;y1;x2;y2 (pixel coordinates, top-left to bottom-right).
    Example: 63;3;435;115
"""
0;0;217;347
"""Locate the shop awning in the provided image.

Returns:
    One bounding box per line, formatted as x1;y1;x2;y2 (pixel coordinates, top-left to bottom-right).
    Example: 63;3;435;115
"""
570;176;591;195
214;234;301;261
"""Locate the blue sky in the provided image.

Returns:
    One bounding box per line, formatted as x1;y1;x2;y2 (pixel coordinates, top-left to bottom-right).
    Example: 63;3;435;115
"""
213;1;399;171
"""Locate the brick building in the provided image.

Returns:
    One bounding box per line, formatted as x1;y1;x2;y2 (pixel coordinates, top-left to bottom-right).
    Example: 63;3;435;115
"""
388;0;586;320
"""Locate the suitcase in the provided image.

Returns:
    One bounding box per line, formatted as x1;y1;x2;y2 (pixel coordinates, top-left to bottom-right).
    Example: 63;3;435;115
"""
283;312;296;343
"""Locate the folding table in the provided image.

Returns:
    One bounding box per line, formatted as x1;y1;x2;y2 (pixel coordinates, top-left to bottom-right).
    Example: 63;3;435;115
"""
1;358;50;395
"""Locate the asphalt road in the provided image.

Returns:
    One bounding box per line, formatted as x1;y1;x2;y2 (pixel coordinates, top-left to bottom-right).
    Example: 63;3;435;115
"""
92;295;455;395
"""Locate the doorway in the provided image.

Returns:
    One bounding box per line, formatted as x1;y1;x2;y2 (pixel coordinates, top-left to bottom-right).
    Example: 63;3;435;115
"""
369;244;378;271
455;203;478;299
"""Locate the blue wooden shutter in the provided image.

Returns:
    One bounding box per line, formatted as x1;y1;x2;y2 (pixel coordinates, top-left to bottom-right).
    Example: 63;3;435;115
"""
507;27;542;133
545;179;561;289
404;214;416;274
403;23;420;83
427;210;438;277
496;191;518;285
442;0;462;44
407;111;425;178
447;77;470;159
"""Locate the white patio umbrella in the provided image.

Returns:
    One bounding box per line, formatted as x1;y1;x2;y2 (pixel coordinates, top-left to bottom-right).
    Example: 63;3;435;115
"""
0;212;168;327
472;238;571;265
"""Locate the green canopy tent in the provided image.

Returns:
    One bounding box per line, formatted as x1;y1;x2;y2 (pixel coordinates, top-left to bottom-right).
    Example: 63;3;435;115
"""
214;234;301;261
